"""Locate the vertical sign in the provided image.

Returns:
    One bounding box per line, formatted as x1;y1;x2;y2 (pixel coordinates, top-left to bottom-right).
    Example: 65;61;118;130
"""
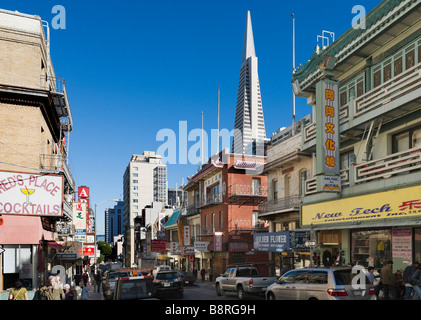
184;225;191;246
316;79;340;192
73;202;87;242
78;186;93;234
214;232;223;252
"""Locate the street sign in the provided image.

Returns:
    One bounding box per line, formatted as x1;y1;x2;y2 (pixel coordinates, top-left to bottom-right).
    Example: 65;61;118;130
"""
305;241;317;247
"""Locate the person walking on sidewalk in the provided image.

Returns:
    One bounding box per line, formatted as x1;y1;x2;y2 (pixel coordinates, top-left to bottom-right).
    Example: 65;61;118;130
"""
200;268;206;282
380;261;397;300
9;280;28;300
94;270;102;293
40;276;65;300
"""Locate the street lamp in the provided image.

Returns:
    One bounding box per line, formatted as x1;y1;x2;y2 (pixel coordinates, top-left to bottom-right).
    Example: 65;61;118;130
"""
94;199;119;268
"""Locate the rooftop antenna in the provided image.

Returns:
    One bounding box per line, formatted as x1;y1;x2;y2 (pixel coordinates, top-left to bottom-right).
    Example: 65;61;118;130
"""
201;110;204;164
217;85;220;153
292;13;296;135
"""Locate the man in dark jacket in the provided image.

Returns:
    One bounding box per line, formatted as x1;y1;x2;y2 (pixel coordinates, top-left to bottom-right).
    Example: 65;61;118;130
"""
381;261;397;300
403;261;419;300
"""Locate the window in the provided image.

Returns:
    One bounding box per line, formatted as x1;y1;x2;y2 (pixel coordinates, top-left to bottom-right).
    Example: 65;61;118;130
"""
252;178;261;195
133;173;138;177
133;180;138;184
133;193;138;197
219;211;223;229
273;180;278;201
308;271;328;284
392;126;421;153
279;271;295;284
133;199;138;203
339;75;365;105
294;270;309;284
340;150;354;168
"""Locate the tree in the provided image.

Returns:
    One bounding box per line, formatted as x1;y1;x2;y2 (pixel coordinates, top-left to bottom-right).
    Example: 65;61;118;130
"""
97;241;112;261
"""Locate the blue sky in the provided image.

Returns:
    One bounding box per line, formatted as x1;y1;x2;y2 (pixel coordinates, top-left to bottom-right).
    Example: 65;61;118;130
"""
4;0;378;233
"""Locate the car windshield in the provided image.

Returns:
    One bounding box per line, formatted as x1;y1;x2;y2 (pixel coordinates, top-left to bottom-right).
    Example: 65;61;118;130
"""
334;269;370;285
120;279;152;300
156;272;179;280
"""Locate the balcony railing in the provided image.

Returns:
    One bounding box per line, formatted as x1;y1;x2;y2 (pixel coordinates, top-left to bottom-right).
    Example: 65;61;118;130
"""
228;184;267;197
198;193;223;208
304;146;421;194
40;154;75;190
354;145;421;183
258;195;300;214
304;62;421;144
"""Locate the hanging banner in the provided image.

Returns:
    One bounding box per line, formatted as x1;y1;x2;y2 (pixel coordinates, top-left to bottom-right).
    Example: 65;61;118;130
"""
0;171;63;216
73;202;87;242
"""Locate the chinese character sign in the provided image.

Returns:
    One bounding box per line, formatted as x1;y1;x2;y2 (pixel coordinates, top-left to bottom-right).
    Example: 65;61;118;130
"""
73;202;87;242
316;79;340;176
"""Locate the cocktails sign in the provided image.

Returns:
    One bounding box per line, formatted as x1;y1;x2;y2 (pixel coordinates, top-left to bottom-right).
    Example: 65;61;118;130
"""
0;170;63;216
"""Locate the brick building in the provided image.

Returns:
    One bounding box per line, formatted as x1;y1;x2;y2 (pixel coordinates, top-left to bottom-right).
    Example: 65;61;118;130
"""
184;149;269;277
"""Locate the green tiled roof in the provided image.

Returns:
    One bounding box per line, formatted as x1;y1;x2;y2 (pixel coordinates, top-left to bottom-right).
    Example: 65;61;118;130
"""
292;0;411;86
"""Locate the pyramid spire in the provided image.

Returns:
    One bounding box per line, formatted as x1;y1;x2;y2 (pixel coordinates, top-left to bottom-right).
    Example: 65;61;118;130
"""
232;11;266;155
241;11;256;63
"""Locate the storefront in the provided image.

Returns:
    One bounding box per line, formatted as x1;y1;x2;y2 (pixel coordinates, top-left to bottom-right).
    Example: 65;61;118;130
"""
253;231;311;274
301;185;421;271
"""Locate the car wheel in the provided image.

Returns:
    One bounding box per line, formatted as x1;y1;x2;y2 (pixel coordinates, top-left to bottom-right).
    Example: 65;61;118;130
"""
216;284;224;296
267;292;276;300
237;286;247;300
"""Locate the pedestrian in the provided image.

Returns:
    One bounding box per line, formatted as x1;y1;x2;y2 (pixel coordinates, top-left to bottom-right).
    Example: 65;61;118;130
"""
411;265;421;300
200;268;206;282
64;284;74;300
80;281;89;300
73;282;82;300
55;275;63;290
82;271;89;286
366;266;375;284
403;261;419;300
394;269;405;299
380;261;397;300
40;276;65;300
94;270;102;293
8;280;28;300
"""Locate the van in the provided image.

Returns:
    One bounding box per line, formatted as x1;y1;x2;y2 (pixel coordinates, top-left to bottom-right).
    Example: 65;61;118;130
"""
265;267;375;300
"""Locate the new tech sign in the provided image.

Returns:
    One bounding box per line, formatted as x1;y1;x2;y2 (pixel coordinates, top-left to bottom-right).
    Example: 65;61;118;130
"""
301;186;421;226
0;170;63;216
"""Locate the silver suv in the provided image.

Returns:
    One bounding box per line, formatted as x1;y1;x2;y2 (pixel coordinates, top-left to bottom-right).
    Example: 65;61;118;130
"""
265;267;375;300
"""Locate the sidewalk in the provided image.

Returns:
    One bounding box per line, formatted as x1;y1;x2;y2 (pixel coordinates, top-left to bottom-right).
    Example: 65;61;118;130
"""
87;284;103;300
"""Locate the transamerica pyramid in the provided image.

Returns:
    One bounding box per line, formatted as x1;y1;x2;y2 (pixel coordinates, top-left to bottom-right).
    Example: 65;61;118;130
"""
232;11;266;155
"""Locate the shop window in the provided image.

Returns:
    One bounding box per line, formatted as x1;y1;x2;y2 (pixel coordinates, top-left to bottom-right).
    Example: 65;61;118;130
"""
351;229;391;268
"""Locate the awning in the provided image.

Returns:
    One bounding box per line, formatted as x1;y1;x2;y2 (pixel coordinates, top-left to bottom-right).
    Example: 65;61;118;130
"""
42;240;64;251
233;160;265;170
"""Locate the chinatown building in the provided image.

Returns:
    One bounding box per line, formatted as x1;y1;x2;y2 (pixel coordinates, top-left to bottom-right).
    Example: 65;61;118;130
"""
295;0;421;271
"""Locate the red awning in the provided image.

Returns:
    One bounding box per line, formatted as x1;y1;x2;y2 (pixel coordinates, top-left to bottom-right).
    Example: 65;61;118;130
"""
43;241;64;251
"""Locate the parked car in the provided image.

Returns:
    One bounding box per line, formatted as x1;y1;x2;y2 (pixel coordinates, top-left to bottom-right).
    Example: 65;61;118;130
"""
181;271;196;286
112;275;156;300
153;271;184;299
215;265;277;300
103;270;131;299
265;267;375;300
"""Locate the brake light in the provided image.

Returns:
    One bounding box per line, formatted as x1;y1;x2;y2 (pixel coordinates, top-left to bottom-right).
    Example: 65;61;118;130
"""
249;279;253;288
153;279;159;283
368;287;375;295
327;288;348;297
